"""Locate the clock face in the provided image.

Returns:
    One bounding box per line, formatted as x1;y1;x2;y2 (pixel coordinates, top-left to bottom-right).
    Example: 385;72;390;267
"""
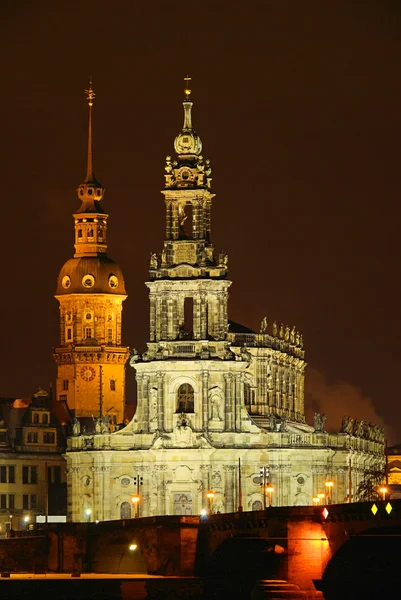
81;366;96;381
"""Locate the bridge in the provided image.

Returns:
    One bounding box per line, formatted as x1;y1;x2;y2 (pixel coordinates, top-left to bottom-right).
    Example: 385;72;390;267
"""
1;500;400;599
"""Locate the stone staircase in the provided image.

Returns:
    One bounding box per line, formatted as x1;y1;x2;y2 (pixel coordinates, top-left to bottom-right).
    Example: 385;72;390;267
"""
251;579;308;599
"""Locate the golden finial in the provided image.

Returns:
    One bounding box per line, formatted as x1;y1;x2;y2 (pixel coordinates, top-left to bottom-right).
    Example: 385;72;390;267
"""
85;77;96;107
184;75;191;99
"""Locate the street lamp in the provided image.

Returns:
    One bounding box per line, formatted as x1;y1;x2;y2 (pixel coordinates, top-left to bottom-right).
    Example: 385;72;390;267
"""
379;486;388;501
24;515;30;531
265;485;274;507
312;497;320;506
325;481;334;504
131;495;140;518
85;508;92;522
206;490;215;513
317;492;325;505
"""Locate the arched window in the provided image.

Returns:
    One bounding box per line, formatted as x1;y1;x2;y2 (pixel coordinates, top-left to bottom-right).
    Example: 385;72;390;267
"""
33;413;39;424
42;413;48;424
120;501;131;519
176;383;194;413
77;229;83;239
244;382;254;406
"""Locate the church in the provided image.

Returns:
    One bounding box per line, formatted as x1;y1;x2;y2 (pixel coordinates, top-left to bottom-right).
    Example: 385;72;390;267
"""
59;80;385;521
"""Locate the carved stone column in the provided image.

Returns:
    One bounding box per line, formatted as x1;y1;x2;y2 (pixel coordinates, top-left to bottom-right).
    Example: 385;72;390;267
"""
161;296;168;340
193;294;201;340
142;374;150;433
200;464;210;509
156;466;167;515
224;373;234;431
155;297;162;342
136;372;144;431
172;296;179;340
234;373;243;432
165;200;171;240
171;203;179;240
202;370;209;431
157;372;165;431
149;296;156;342
192;200;200;239
200;294;207;339
224;465;235;512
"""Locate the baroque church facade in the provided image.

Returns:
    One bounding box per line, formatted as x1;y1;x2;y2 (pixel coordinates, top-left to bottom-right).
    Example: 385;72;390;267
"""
61;82;385;521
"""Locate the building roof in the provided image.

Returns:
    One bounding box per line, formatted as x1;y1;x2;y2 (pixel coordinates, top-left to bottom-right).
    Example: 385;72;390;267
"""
56;255;127;296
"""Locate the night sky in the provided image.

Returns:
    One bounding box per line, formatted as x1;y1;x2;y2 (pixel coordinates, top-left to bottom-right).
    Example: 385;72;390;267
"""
1;1;401;443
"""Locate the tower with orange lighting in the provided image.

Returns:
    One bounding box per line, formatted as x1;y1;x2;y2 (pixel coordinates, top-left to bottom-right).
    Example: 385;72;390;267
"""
54;83;129;422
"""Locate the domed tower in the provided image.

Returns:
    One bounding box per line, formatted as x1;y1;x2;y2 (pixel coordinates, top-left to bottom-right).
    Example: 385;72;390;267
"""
54;83;129;422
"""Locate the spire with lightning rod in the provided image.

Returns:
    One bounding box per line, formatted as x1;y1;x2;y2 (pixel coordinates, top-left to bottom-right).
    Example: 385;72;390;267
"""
84;78;96;183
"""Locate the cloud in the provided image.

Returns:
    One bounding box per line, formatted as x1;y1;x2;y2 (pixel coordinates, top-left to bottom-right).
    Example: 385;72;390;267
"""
304;367;390;439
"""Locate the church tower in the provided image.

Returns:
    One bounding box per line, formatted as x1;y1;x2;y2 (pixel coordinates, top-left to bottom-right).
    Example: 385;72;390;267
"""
54;83;129;422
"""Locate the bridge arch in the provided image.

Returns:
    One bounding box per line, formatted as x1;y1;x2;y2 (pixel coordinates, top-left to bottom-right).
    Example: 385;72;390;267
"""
322;524;401;600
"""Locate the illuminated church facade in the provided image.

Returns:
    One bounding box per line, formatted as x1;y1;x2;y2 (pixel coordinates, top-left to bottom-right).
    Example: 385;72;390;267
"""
61;82;385;521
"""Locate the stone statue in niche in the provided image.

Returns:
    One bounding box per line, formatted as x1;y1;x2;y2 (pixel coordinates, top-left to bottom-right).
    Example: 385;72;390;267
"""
209;389;222;421
178;204;188;237
161;248;167;265
149;387;158;422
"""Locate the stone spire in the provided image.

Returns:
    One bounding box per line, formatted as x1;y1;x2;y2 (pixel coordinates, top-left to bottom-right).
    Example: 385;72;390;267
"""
76;79;105;214
73;81;108;256
174;76;202;157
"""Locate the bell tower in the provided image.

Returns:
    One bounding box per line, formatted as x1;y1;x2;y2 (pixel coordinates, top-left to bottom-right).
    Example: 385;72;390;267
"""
54;82;129;423
148;77;230;344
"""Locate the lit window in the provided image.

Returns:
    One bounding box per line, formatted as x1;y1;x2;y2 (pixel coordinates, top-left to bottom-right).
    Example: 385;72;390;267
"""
62;380;68;391
176;383;194;413
33;413;39;424
107;328;113;342
110;379;116;391
66;328;72;341
85;328;92;339
42;413;49;424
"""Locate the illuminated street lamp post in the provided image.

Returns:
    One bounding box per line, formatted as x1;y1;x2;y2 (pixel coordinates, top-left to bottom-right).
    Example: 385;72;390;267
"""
379;486;388;502
131;495;140;518
312;497;320;506
265;485;274;507
317;492;325;505
85;508;92;522
206;490;215;514
24;515;30;532
325;481;334;504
